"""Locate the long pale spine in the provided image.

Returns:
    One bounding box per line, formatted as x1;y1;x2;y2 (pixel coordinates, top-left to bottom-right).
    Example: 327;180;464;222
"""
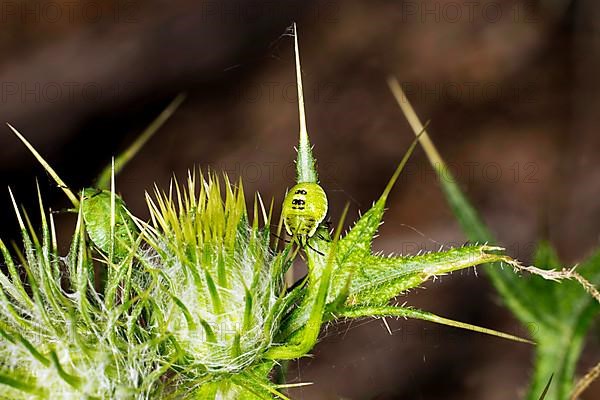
294;24;318;184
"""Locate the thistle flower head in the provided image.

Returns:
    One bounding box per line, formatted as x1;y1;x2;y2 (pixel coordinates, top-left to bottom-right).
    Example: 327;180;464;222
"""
0;189;163;399
139;172;288;375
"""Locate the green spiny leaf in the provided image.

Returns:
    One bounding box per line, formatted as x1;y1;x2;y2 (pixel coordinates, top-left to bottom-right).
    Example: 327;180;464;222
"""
388;76;600;400
331;245;517;307
527;245;600;400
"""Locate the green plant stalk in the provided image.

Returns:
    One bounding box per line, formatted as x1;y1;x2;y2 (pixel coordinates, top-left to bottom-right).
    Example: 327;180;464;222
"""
388;76;600;400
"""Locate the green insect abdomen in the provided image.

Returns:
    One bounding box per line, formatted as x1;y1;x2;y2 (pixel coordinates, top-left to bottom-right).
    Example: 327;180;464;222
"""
282;182;328;240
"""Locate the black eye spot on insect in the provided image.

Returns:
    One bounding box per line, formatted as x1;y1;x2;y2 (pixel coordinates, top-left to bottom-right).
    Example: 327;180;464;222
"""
295;189;307;195
292;199;305;205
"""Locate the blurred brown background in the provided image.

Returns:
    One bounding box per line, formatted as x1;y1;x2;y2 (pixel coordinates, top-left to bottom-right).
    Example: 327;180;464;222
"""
1;0;599;398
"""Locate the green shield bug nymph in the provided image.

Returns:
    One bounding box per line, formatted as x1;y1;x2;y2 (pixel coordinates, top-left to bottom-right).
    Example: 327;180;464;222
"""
280;25;330;250
282;182;328;247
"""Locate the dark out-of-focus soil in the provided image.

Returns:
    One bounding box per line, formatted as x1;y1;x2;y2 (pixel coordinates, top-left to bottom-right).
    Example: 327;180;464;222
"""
0;1;599;398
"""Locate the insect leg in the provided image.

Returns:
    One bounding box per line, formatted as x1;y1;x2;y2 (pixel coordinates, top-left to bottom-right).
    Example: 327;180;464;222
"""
271;232;291;244
306;242;325;257
316;232;332;242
